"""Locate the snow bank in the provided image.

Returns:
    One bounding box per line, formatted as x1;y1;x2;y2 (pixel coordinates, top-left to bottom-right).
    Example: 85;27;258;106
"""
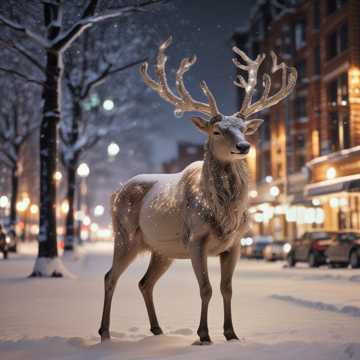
271;294;360;318
1;336;360;360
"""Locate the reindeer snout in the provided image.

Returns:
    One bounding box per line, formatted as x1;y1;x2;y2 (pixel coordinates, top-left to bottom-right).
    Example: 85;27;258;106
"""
235;142;250;154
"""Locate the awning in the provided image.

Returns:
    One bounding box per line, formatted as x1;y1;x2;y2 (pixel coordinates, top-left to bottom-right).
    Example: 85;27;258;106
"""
305;175;360;197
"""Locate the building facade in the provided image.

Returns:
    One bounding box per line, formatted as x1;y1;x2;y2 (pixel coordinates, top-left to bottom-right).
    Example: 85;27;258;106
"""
162;142;204;173
234;0;360;240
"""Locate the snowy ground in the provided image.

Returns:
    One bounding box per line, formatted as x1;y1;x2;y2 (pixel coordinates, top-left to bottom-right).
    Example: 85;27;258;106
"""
1;242;360;360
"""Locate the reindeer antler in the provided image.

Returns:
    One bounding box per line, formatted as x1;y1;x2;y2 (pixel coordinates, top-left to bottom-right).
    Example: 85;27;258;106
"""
140;36;221;118
232;47;297;119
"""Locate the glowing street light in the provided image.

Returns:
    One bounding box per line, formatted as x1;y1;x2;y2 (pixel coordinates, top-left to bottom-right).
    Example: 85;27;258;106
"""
30;204;39;215
0;195;9;208
265;175;273;183
83;216;91;226
107;142;120;157
312;198;321;206
103;99;114;111
53;171;63;182
329;197;339;208
94;205;105;217
61;200;69;215
249;190;258;199
270;185;280;197
77;163;90;178
326;167;336;180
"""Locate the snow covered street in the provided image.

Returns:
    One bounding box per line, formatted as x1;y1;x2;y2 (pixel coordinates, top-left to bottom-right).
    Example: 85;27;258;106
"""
1;242;360;360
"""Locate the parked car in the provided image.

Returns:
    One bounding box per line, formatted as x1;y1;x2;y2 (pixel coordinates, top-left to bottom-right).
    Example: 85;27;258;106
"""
241;235;273;259
287;231;334;268
263;241;287;261
326;232;360;268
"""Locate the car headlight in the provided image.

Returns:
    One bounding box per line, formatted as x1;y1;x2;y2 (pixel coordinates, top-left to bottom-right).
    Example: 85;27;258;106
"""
283;243;291;253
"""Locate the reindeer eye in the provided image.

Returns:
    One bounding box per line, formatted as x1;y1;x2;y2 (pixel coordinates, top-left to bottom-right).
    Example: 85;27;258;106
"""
213;131;221;135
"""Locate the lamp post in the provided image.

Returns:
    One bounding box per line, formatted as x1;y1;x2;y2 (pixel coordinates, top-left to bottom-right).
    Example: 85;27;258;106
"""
77;163;90;244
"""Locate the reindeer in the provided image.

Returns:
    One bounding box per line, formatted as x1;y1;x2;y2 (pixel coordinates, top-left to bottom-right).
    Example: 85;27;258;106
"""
99;37;297;344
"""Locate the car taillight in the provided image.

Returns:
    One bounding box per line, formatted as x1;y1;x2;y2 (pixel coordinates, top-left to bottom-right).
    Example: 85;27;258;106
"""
313;241;329;251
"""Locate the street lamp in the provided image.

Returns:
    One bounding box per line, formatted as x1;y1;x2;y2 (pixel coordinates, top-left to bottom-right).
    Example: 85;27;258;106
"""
326;167;336;180
107;142;120;157
53;171;63;183
0;195;9;208
270;185;280;197
94;205;104;217
77;163;90;178
249;190;258;199
103;99;114;111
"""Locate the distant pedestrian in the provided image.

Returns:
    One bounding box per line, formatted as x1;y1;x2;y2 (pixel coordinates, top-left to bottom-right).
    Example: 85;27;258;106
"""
0;224;8;259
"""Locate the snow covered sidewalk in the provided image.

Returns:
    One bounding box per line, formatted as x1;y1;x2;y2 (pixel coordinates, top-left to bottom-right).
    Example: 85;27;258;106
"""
0;242;360;360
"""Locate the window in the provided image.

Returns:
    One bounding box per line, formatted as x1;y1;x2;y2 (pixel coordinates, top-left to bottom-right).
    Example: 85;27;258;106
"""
314;1;320;29
296;134;306;148
327;0;347;15
339;22;348;52
295;96;307;120
296;154;306;169
327;22;348;60
342;114;351;149
327;31;338;59
260;119;270;143
329;111;351;151
294;19;306;49
339;73;348;104
259;150;271;183
328;79;338;106
329;112;340;151
327;73;348;106
314;46;320;75
296;59;307;83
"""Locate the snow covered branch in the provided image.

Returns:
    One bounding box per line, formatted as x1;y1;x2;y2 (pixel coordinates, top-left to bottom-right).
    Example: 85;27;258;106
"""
0;67;44;87
0;40;45;74
0;14;48;48
51;0;165;52
81;0;99;19
81;58;146;99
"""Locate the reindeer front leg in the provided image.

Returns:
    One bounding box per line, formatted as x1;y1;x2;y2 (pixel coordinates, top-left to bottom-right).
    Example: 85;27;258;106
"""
220;242;240;341
189;236;212;345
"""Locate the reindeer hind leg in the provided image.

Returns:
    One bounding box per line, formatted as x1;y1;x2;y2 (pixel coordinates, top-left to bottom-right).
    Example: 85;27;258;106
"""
138;252;173;335
99;221;140;342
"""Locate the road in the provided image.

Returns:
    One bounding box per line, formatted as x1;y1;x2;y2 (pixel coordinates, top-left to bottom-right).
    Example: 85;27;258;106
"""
0;242;359;360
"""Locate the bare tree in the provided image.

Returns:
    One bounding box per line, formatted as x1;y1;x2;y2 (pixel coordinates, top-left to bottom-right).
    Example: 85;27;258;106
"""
0;79;40;231
60;26;148;251
0;0;164;276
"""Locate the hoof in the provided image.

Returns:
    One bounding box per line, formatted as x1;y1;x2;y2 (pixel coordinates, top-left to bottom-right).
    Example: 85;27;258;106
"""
192;339;213;346
225;332;239;341
99;329;110;342
151;326;163;336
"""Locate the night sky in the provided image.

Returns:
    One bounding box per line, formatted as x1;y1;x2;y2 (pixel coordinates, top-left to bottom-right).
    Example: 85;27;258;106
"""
142;0;254;166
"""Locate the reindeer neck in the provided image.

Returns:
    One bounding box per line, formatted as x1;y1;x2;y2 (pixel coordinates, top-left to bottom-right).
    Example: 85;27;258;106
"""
200;142;249;235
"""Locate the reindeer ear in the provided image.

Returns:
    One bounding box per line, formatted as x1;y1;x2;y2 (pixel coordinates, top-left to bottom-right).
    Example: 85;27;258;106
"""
191;116;210;133
244;118;264;135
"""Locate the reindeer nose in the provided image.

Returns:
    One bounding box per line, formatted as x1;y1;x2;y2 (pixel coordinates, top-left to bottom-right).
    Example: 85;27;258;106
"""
236;142;250;154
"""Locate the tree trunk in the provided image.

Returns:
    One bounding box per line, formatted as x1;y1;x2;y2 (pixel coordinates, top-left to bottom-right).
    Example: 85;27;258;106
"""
9;164;18;229
64;98;81;252
37;50;62;259
64;155;79;251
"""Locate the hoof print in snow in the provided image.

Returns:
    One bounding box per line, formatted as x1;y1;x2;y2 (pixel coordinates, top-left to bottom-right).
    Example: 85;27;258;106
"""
129;326;139;333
